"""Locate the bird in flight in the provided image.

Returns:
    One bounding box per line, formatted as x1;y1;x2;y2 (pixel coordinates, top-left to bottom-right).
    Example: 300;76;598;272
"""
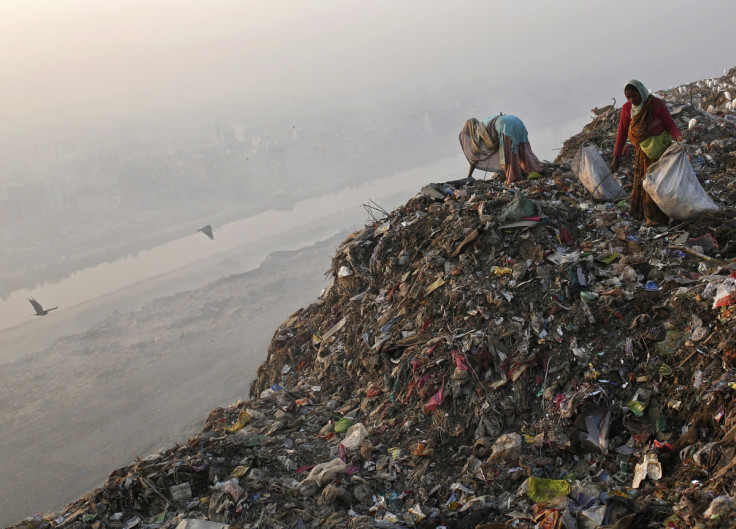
29;297;58;316
197;224;214;240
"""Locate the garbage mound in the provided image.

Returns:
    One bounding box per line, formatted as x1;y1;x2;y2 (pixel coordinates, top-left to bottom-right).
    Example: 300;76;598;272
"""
13;69;736;529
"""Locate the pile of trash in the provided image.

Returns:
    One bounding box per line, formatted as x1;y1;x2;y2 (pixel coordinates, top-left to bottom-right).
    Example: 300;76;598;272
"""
13;69;736;529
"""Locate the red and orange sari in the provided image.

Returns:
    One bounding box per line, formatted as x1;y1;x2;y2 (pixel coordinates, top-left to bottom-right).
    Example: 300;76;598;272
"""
627;98;669;225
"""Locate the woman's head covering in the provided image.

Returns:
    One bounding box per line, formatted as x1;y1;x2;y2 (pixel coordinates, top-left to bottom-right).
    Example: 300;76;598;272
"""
624;79;650;116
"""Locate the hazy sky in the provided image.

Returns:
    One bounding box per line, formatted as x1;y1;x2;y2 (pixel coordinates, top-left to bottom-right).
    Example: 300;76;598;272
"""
2;0;735;148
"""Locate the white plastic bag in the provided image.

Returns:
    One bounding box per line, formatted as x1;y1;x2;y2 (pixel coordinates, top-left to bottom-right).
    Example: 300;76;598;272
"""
339;422;369;450
643;142;719;219
572;144;627;201
712;276;736;309
305;458;347;485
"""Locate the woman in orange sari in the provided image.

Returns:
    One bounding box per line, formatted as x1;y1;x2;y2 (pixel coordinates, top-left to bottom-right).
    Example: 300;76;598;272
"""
610;80;684;225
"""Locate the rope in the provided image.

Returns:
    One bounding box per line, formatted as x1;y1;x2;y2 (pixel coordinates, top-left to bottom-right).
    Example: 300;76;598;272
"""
591;168;619;199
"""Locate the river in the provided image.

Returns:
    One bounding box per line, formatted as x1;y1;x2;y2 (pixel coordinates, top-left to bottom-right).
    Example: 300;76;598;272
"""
0;154;469;362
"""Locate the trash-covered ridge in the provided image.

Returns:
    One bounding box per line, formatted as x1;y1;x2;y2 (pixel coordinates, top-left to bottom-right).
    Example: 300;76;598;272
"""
14;68;736;529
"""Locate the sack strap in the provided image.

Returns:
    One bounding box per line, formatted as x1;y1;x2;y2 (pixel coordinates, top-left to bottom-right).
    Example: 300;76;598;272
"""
583;142;621;200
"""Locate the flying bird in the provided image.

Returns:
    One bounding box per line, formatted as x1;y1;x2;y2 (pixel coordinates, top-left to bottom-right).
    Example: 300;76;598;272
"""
197;224;214;240
29;297;58;316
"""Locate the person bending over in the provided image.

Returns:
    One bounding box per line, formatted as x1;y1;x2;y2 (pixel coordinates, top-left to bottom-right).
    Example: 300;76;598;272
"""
460;113;543;185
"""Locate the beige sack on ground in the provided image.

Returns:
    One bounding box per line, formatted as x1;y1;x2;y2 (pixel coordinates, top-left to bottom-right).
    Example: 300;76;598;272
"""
572;144;627;201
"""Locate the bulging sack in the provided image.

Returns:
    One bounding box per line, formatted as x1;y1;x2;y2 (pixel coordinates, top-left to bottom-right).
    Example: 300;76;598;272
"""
572;144;627;201
639;131;672;160
643;142;719;220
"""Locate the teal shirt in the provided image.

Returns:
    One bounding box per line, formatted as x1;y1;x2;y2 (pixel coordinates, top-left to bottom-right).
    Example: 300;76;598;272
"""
483;115;530;153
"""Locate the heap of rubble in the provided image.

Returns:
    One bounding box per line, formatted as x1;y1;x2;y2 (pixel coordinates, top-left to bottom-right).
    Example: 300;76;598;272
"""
13;68;736;529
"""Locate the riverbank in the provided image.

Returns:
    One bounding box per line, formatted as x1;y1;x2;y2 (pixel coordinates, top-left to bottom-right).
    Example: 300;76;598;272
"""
0;154;467;334
0;232;344;526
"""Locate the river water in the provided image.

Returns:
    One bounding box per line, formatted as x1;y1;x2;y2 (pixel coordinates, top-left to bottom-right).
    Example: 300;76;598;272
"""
0;153;469;355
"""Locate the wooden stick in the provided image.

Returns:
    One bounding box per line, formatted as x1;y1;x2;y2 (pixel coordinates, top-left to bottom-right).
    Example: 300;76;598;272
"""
670;245;728;267
678;349;698;368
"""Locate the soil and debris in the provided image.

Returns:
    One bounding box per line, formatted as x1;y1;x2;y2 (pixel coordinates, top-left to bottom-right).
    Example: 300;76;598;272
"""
12;68;736;529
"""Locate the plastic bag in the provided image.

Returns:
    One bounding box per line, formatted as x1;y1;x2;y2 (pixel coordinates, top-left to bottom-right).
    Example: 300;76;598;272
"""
643;142;719;219
639;131;672;160
305;458;347;485
334;417;353;433
572;144;627;201
632;453;661;488
712;274;736;309
499;190;536;221
489;433;521;462
339;423;369;450
423;376;446;414
524;476;571;502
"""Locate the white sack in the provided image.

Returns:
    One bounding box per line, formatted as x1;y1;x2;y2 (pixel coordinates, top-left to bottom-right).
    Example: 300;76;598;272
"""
572;144;627;201
643;142;719;219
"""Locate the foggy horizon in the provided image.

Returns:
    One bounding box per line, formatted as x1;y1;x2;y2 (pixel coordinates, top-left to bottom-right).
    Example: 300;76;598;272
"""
3;1;734;142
